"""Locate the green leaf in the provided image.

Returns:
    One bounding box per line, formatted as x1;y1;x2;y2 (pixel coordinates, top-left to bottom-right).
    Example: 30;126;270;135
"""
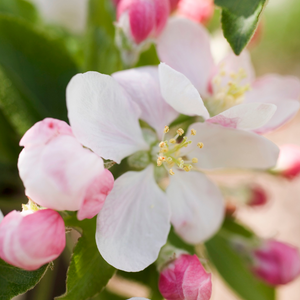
0;0;39;23
84;0;122;74
0;15;79;123
57;217;115;300
205;218;275;300
215;0;267;55
92;289;127;300
0;259;48;300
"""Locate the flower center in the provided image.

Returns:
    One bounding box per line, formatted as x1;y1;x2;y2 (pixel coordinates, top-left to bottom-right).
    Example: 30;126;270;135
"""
156;126;203;176
206;66;251;115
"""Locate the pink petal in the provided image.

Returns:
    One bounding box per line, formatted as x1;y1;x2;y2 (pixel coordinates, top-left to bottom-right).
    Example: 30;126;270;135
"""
157;17;215;96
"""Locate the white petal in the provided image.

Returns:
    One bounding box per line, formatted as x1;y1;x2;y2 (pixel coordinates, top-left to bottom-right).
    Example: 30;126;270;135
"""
159;63;209;118
113;67;178;137
67;72;149;164
206;103;277;130
157;17;215;96
167;171;224;244
184;122;279;170
96;165;171;272
245;74;300;133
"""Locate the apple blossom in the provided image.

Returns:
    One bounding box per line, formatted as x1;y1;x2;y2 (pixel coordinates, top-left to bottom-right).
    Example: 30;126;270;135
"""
252;239;300;285
177;0;214;24
29;0;88;34
272;144;300;179
0;208;65;270
115;0;170;65
159;254;212;300
157;17;300;134
67;65;279;271
18;118;114;220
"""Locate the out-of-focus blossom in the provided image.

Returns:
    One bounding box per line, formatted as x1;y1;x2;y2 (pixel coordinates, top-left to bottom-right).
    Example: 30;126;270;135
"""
29;0;88;34
159;254;212;300
169;0;180;11
18;118;114;220
177;0;214;24
116;0;170;65
247;184;268;207
252;239;300;285
272;144;300;179
66;66;278;271
0;208;65;270
0;210;3;223
157;18;300;134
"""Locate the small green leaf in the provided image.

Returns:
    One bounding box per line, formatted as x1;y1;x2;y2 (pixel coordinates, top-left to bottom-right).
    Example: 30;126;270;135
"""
0;15;79;123
0;259;48;300
0;0;39;23
57;217;115;300
215;0;267;55
205;218;275;300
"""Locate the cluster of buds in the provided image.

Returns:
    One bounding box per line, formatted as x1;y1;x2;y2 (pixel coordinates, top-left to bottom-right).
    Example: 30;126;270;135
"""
157;245;212;300
272;144;300;180
0;118;115;270
156;126;203;176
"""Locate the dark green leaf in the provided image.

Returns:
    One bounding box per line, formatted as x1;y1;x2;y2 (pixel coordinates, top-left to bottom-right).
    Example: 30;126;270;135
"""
215;0;267;55
0;15;79;123
57;217;115;300
0;0;39;23
84;0;122;74
205;218;275;300
168;226;196;254
92;289;127;300
0;259;48;300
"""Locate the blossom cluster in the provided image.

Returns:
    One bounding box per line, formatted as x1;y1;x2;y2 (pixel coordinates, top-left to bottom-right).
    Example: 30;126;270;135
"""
1;0;300;299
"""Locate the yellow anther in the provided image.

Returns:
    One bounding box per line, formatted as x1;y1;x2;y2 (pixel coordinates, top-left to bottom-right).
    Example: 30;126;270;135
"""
159;141;165;148
177;128;184;136
178;157;183;162
169;169;175;175
157;159;162;166
197;142;204;149
220;70;226;76
191;129;196;136
183;166;190;172
164;126;169;133
192;158;198;163
159;156;166;161
169;138;176;144
161;147;168;153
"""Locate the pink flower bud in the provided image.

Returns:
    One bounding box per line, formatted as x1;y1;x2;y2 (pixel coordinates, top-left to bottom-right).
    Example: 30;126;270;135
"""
177;0;214;24
117;0;170;44
0;209;65;270
247;184;268;207
159;254;212;300
252;240;300;285
18;118;114;219
273;144;300;179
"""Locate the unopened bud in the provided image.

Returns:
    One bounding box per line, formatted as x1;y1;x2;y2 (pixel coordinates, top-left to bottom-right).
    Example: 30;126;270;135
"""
159;254;212;300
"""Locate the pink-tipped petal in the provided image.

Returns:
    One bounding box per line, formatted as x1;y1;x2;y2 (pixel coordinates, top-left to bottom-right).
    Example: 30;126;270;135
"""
113;66;178;137
167;171;224;244
0;209;65;270
96;165;171;272
159;63;209;118
77;170;114;220
67;72;148;163
252;240;300;286
245;74;300;134
159;254;212;300
206;103;277;130
153;0;170;36
184;122;279;170
157;17;215;96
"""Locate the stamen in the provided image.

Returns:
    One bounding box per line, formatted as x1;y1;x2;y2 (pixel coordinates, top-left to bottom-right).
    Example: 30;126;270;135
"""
197;142;204;149
164;126;169;133
157;158;162;166
191;129;197;136
169;138;176;144
159;142;165;148
169;169;175;175
192;158;198;163
177;128;184;136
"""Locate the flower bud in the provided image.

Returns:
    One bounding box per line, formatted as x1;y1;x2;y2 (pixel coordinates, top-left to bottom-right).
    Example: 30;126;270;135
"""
177;0;214;24
247;184;268;207
272;144;300;179
252;239;300;285
159;254;212;300
0;209;65;270
169;0;180;11
18;118;114;220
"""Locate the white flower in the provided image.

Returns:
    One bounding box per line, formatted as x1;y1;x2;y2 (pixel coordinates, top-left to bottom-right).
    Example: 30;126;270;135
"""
66;66;279;272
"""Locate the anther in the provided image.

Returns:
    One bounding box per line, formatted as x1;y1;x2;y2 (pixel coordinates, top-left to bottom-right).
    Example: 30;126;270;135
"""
169;138;176;144
183;166;190;172
197;142;204;149
157;159;162;166
192;158;198;163
191;129;196;136
177;128;184;136
159;156;166;161
169;169;175;175
161;147;168;153
164;126;169;133
159;142;165;148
